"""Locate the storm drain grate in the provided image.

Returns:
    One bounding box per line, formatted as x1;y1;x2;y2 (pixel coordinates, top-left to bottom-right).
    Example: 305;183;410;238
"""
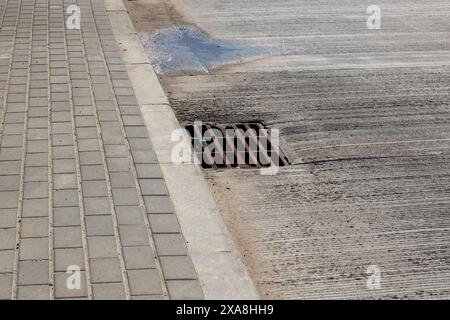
185;122;289;169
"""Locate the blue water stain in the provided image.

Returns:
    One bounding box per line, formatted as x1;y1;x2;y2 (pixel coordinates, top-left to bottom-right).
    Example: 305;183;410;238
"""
139;26;290;74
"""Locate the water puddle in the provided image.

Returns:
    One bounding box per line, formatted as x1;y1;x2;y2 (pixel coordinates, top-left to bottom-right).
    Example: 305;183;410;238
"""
139;26;290;74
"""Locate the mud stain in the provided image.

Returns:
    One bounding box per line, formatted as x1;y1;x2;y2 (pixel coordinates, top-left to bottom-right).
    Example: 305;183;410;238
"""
139;25;292;74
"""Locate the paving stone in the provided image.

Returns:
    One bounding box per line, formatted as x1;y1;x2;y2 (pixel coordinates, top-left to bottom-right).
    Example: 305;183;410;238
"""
104;145;128;158
153;233;188;256
109;172;135;188
26;153;48;167
119;225;149;246
128;269;162;296
144;196;175;214
148;214;181;234
79;151;103;165
18;260;49;285
17;285;50;300
54;248;85;272
19;238;49;260
112;188;139;206
0;191;19;209
53;159;76;174
54;173;77;189
82;180;108;197
90;257;122;283
160;256;197;280
22;198;48;217
85;215;114;236
0;175;20;191
80;165;106;181
24;167;48;182
106;157;131;172
54;226;82;248
116;206;144;225
0;209;16;228
87;236;118;258
54;271;87;299
135;164;163;178
0;274;13;299
24;181;48;199
53;207;81;227
84;197;111;216
139;179;168;196
52;146;75;159
0;250;14;273
21;217;48;238
53;190;79;207
166;280;203;300
123;246;155;269
93;283;126;300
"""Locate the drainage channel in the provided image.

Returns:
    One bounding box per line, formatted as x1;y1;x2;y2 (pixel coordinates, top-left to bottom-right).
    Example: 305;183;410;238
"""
185;122;289;169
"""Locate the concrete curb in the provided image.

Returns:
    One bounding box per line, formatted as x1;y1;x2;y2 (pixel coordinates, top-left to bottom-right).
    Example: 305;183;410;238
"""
105;0;260;299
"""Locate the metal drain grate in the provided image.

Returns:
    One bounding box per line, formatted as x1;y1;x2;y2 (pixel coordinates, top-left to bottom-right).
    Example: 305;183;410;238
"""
185;122;289;169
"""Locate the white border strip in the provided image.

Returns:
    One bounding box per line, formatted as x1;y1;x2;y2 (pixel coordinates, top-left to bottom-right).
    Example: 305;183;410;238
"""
105;0;259;299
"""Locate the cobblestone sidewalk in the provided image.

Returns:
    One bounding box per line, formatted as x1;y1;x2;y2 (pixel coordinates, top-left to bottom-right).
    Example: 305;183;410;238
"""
0;0;203;299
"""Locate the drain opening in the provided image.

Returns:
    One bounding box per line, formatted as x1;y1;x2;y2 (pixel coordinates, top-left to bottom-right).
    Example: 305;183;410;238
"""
185;122;289;169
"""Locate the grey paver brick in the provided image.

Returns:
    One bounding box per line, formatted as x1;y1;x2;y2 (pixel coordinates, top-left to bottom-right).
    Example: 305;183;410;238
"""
153;233;188;256
19;238;48;260
54;173;77;189
119;225;149;247
112;188;139;206
84;197;111;216
139;179;168;196
90;257;122;283
160;256;197;280
82;180;108;197
80;165;106;181
115;206;144;225
0;175;20;191
52;146;75;159
109;172;135;188
0;191;19;209
54;226;82;248
24;181;48;199
0;274;13;299
18;260;48;285
166;280;203;300
17;285;50;300
54;271;87;299
0;209;16;228
0;251;14;273
21;217;48;238
87;236;118;258
144;196;175;214
123;246;155;270
106;157;131;172
22;198;48;217
148;214;181;234
79;151;103;165
92;283;126;300
54;248;85;272
53;190;79;207
85;215;114;236
135;164;163;178
53;207;81;227
128;269;162;296
25;153;48;167
24;167;48;182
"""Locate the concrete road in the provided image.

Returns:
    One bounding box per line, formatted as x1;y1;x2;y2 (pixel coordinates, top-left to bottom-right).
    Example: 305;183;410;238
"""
126;0;450;299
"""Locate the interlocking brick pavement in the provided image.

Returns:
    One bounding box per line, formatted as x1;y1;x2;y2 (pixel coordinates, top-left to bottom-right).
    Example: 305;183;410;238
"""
0;0;203;300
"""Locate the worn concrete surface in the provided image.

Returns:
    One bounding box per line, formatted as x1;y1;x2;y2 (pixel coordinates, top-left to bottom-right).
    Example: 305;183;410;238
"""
126;0;450;299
